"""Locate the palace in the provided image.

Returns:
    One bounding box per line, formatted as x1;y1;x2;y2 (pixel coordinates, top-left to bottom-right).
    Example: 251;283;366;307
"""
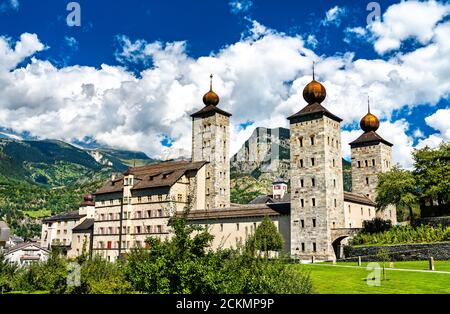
41;73;396;262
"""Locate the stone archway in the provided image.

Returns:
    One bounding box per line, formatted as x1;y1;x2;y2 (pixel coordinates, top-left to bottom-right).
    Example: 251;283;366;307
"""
332;236;349;259
331;228;361;260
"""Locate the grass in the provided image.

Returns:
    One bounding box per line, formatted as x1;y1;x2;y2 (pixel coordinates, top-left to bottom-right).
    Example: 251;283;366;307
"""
23;209;52;219
294;260;450;294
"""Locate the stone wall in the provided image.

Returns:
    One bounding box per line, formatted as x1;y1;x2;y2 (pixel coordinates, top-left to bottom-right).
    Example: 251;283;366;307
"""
344;242;450;261
418;216;450;228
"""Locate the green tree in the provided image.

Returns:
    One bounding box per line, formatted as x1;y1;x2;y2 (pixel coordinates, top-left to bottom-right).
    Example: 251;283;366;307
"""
376;165;419;221
0;253;17;293
248;216;284;256
413;143;450;210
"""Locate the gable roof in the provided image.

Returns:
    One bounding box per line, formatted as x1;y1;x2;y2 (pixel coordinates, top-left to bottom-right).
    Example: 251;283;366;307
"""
349;131;393;148
288;102;343;123
344;192;376;206
190;105;232;119
6;242;50;255
42;211;85;223
73;219;95;233
95;160;207;195
181;203;290;221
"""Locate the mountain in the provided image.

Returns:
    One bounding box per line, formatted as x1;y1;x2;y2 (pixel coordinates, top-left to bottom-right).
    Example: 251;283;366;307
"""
231;127;290;180
230;127;352;203
0;138;155;187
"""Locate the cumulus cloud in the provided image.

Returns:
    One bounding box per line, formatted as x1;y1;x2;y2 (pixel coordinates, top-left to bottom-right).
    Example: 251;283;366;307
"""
0;2;449;166
369;0;450;54
0;33;45;70
416;108;450;149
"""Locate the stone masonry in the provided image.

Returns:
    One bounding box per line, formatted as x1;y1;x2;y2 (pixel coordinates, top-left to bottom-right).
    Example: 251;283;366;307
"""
289;115;345;260
192;113;230;209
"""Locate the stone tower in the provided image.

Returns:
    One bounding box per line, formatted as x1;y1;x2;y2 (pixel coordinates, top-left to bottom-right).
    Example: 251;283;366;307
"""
288;70;345;261
349;100;396;222
191;75;231;209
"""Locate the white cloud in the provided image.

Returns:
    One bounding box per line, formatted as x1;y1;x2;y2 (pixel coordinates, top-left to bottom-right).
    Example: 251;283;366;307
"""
1;3;450;166
229;0;253;14
0;0;19;12
306;35;318;48
344;27;367;43
369;0;450;54
322;6;346;26
0;33;45;70
416;108;450;149
64;36;78;50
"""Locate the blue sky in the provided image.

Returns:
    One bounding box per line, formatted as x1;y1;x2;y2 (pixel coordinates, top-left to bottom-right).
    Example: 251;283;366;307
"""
0;0;449;167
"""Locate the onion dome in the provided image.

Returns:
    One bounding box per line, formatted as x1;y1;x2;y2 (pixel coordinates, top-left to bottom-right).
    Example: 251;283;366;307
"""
84;194;94;202
302;62;326;104
202;74;220;106
360;98;380;132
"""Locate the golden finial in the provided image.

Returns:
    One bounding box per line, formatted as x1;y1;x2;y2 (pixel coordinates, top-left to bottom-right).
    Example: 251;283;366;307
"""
368;96;371;113
203;74;220;106
210;74;213;91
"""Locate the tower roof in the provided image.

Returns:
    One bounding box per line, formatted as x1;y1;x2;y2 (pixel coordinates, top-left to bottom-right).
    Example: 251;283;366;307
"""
191;74;231;118
349;131;393;148
288;62;342;123
288;102;342;123
350;97;392;148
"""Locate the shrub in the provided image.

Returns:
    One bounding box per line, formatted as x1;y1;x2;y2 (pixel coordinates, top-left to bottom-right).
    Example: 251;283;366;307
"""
362;218;392;234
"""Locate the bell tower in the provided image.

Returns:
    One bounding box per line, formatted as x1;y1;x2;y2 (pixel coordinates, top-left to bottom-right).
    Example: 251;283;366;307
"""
349;98;396;222
288;65;345;261
191;75;232;209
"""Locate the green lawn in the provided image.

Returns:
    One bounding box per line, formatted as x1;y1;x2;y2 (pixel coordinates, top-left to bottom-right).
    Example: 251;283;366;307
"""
294;261;450;294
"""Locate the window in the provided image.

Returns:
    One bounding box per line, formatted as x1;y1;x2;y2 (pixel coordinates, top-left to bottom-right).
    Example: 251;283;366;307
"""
365;160;368;167
299;137;303;147
333;179;336;187
333;222;336;228
136;226;141;234
311;178;315;187
300;179;304;187
301;199;304;207
372;159;375;166
158;195;163;202
311;158;315;166
313;243;317;252
300;159;304;168
301;220;305;228
147;210;151;218
301;243;305;252
348;205;351;213
158;209;163;217
107;241;112;249
177;194;182;202
334;199;337;207
358;161;361;168
361;207;363;215
333;159;335;167
310;136;315;145
137;196;142;203
369;209;371;216
366;177;369;185
312;219;316;227
236;223;240;231
220;224;223;232
157;225;162;233
312;198;316;207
